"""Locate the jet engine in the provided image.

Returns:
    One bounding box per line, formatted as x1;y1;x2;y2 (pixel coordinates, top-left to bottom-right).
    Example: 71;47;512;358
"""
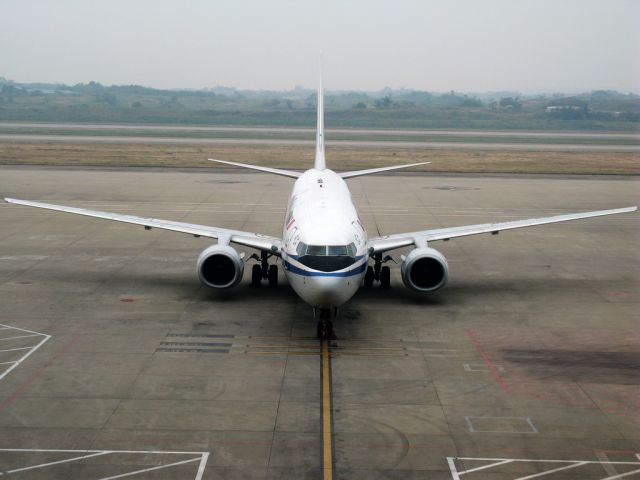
196;244;244;289
400;247;449;292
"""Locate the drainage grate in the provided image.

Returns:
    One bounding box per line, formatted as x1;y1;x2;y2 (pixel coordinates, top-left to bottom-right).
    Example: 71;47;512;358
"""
156;348;230;354
166;333;235;338
155;334;235;354
160;342;231;347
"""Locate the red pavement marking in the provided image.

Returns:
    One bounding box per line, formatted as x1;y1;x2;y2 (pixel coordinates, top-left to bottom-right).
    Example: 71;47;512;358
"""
0;333;81;413
466;328;510;393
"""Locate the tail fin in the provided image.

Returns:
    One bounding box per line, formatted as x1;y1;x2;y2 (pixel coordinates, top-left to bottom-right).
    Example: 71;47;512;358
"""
314;58;326;170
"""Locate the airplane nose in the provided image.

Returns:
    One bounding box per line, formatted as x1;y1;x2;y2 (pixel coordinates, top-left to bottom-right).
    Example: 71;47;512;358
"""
305;276;358;308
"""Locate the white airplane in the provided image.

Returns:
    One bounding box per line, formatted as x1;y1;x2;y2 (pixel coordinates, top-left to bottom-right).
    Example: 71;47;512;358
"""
4;75;637;338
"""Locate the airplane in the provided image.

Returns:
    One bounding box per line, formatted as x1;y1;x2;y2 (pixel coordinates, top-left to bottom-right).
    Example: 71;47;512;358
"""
4;73;637;338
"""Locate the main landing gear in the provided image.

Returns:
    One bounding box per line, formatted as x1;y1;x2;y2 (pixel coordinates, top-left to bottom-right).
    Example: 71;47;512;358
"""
250;251;278;287
315;308;335;339
364;253;393;289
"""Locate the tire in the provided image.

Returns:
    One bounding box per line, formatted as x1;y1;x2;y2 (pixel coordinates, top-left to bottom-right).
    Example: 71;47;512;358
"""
380;266;391;289
251;264;262;287
326;321;333;339
268;264;278;287
364;266;374;288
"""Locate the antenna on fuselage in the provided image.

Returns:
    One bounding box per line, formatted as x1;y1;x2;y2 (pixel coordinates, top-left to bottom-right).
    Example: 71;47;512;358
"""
314;54;326;171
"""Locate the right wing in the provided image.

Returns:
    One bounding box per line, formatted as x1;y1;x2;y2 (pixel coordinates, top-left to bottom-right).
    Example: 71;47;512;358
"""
4;198;282;252
209;159;302;178
369;206;637;253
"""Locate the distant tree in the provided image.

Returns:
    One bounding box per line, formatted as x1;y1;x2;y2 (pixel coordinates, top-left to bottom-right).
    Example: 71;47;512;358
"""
100;93;117;106
460;96;483;108
353;102;367;109
131;101;143;108
374;95;394;109
499;97;522;111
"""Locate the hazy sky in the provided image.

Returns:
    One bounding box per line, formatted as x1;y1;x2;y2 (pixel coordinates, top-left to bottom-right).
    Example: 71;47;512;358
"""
2;0;639;93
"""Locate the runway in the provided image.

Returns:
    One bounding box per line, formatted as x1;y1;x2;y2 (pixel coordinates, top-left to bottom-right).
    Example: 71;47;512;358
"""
1;122;638;139
0;166;638;479
1;133;638;152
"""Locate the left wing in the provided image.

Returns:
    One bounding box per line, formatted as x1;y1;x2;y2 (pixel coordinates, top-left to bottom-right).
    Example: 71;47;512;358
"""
369;206;637;253
4;198;282;252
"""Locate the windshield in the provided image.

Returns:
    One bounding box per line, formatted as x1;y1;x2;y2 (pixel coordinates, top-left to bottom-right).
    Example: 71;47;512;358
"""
295;242;358;272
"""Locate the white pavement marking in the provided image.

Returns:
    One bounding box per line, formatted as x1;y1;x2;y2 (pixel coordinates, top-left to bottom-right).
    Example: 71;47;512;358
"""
3;451;110;474
601;469;640;480
196;452;210;480
448;457;461;480
462;459;514;474
447;456;640;479
0;449;210;479
95;457;203;480
0;324;51;382
0;347;33;353
0;334;41;341
513;462;588;479
464;363;505;372
597;451;620;477
464;416;538;434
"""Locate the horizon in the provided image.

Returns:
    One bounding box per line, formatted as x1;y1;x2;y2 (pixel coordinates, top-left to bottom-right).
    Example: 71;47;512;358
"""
3;76;638;98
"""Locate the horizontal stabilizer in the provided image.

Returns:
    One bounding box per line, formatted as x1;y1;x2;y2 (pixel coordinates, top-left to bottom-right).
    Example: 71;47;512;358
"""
209;159;301;178
339;161;430;179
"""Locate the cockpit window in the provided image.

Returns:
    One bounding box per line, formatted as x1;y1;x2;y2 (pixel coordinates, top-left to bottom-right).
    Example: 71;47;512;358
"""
327;245;347;256
294;242;359;272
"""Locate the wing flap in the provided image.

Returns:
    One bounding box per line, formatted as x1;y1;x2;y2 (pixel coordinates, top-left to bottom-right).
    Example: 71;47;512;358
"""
369;206;637;253
4;198;281;252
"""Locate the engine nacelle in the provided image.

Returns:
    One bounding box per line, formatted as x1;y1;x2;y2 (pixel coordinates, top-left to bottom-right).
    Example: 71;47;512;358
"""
196;244;244;289
401;247;449;292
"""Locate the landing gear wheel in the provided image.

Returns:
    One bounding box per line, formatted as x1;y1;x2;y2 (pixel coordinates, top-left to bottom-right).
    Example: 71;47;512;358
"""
380;266;391;289
268;264;278;287
326;321;333;339
316;320;334;339
364;266;374;289
251;264;262;287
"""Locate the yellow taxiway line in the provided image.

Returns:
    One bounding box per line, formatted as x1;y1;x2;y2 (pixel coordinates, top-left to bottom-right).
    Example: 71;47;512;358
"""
321;337;333;480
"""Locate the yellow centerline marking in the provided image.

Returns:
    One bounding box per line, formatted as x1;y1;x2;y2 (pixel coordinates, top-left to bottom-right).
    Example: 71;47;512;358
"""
321;337;333;480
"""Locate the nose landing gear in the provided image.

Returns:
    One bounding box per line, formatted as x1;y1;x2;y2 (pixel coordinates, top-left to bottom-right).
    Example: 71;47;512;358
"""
315;308;335;339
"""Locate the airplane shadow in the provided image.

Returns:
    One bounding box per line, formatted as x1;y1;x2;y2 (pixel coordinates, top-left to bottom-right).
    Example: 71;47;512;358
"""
501;348;640;384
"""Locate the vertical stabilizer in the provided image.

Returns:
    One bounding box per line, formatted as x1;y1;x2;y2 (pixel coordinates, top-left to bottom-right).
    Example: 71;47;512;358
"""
314;59;326;170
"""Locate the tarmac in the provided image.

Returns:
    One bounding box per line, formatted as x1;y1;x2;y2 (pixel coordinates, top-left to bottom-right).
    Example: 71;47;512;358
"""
0;165;638;479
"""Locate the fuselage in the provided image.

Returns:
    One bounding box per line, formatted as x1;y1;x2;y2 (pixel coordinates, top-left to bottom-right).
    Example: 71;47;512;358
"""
281;169;368;309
